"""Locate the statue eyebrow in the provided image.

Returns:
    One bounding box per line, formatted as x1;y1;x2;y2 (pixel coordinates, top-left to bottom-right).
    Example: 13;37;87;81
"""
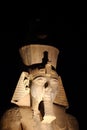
50;77;58;80
33;76;58;80
33;75;45;80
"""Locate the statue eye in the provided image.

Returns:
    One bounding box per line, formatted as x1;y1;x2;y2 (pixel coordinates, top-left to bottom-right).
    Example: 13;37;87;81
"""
50;78;58;84
33;76;47;85
37;77;44;80
35;77;45;81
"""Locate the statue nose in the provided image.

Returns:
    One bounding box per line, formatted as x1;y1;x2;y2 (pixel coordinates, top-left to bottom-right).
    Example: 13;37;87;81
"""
44;82;49;88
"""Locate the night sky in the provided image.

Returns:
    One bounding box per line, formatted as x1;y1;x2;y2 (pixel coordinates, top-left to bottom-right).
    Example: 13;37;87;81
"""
0;7;85;129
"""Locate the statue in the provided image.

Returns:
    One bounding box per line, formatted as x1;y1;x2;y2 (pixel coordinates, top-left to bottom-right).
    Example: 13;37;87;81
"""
0;44;79;130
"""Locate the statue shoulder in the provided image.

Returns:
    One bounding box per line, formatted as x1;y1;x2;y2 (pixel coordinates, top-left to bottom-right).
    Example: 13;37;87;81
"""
0;107;22;123
0;107;23;130
66;113;79;130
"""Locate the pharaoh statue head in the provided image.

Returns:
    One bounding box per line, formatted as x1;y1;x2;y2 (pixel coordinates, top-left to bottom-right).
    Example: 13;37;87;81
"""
11;44;69;112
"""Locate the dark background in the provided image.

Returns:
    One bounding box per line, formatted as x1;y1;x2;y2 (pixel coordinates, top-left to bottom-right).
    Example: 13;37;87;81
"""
0;6;85;130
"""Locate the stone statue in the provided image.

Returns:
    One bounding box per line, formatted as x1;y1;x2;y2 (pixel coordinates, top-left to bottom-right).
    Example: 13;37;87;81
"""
0;44;79;130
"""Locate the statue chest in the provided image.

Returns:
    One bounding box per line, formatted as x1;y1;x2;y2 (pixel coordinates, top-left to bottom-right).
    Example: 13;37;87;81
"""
20;107;67;130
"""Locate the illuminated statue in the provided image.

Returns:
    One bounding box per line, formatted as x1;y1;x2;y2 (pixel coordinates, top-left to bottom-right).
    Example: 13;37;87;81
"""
0;44;79;130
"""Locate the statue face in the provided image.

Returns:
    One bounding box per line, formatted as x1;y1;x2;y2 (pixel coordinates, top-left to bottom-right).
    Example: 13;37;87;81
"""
31;75;58;103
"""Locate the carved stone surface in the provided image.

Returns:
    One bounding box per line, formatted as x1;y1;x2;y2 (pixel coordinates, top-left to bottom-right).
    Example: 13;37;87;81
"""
0;106;79;130
0;44;79;130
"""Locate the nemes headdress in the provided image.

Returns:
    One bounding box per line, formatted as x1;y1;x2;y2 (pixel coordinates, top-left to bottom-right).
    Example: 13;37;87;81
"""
11;44;69;108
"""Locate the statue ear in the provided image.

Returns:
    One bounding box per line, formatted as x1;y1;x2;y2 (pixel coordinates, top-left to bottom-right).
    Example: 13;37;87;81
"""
11;71;31;107
53;76;69;109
